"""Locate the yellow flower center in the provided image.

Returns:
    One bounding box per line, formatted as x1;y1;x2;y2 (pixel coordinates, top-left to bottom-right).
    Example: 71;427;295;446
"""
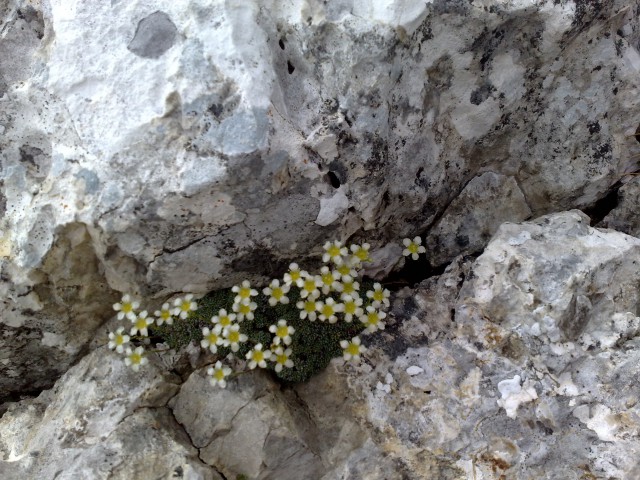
219;315;231;327
160;310;171;320
130;352;142;364
321;273;334;286
276;353;288;364
253;350;264;362
289;270;301;281
122;302;133;313
228;330;240;343
207;333;219;344
355;248;369;261
346;343;360;356
135;317;147;330
239;287;251;298
303;279;317;292
276;325;289;338
367;312;379;325
239;304;251;315
181;301;191;312
115;334;124;345
373;290;384;302
345;302;356;314
328;245;341;257
322;305;334;317
304;301;316;313
337;264;351;276
214;369;225;381
408;243;419;254
343;282;355;295
272;288;283;299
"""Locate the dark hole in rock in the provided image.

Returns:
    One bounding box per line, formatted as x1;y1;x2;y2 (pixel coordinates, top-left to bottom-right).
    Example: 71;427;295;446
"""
279;38;285;50
582;183;621;226
635;123;640;144
287;60;295;74
326;171;341;188
127;11;177;59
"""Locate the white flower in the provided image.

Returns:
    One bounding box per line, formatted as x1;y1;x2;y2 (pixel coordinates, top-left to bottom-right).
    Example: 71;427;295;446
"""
113;294;140;321
350;243;371;263
402;236;426;260
323;240;348;264
319;266;341;294
269;319;295;345
231;280;258;304
340;278;360;300
360;306;387;333
283;263;307;287
246;343;272;369
366;283;391;308
223;324;248;352
340;336;366;362
173;294;198;319
211;308;236;329
263;279;290;306
272;347;294;373
335;263;357;281
299;274;321;299
342;295;364;323
208;360;232;388
130;310;154;337
296;294;319;321
154;303;174;326
316;297;344;323
232;299;257;321
108;326;130;353
124;346;148;372
201;325;227;354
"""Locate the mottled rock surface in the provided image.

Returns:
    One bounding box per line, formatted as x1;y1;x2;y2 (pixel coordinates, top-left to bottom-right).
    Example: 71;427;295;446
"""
3;211;640;479
2;0;640;400
0;348;217;480
2;0;640;477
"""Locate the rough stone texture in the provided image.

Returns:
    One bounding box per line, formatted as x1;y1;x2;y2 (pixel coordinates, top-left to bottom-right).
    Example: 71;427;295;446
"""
2;0;640;399
426;171;532;266
0;348;218;480
4;211;640;479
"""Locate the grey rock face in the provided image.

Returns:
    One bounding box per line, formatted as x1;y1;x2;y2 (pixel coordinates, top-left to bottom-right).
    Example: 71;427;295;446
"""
3;212;640;479
2;0;640;400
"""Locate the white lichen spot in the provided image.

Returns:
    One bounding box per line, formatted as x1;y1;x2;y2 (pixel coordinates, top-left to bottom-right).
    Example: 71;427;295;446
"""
572;404;619;442
496;375;538;419
554;371;579;397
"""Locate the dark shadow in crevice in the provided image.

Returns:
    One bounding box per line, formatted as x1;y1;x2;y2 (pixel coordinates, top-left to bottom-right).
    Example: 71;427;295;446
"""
581;182;621;226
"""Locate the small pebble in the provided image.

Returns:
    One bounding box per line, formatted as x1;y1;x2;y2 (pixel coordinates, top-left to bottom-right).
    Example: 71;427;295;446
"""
406;366;424;376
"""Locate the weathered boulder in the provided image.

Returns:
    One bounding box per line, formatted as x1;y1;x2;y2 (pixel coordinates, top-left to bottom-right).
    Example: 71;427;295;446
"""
3;0;640;418
3;211;640;479
0;348;217;480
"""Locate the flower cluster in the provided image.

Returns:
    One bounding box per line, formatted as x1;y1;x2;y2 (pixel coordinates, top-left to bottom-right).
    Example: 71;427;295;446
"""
108;294;198;371
109;235;426;388
199;240;390;387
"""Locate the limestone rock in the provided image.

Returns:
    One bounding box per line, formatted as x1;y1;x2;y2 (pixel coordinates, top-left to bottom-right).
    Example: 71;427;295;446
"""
3;0;640;431
3;212;640;479
426;171;532;266
0;348;218;480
